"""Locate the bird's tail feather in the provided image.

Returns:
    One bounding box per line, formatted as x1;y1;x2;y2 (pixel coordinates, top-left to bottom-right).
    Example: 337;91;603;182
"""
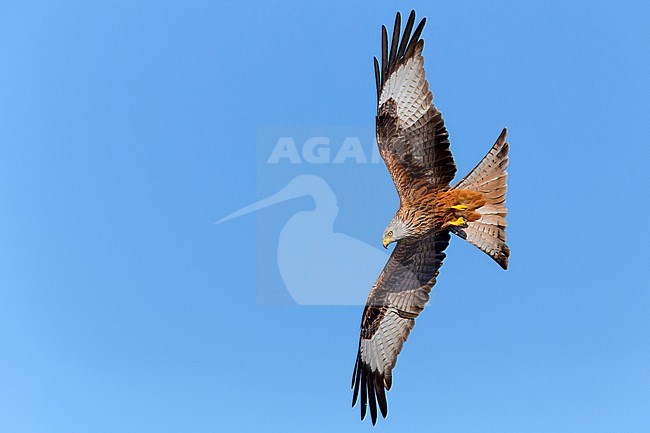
451;128;510;269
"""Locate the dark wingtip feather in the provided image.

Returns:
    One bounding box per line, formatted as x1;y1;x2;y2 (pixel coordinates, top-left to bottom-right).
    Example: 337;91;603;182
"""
381;25;388;82
373;57;380;102
351;354;362;408
367;369;378;425
374;371;388;419
397;10;416;60
411;16;426;41
388;12;401;75
360;367;368;420
405;17;426;59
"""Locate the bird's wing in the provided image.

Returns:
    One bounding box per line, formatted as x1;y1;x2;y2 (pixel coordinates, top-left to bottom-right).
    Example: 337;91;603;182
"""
352;230;450;424
375;11;456;202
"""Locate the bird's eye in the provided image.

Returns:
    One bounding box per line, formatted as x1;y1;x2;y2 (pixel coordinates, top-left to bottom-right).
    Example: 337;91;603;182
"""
387;231;393;237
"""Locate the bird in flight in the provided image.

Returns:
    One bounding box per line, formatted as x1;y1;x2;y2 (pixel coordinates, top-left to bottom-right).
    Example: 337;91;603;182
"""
352;10;510;424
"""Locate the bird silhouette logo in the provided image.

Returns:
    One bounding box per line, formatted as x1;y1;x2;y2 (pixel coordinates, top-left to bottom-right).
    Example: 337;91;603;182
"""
218;175;389;305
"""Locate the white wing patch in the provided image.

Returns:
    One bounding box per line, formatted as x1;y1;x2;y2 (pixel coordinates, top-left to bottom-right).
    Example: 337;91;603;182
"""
378;45;432;128
360;309;413;381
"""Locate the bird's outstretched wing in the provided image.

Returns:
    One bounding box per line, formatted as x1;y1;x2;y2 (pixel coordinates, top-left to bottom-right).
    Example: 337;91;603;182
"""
375;11;456;202
352;231;450;424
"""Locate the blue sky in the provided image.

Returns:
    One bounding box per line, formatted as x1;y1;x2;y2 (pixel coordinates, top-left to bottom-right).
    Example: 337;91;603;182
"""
1;1;649;432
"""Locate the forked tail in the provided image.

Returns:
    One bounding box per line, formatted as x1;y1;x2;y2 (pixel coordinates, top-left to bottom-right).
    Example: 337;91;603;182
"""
452;128;510;269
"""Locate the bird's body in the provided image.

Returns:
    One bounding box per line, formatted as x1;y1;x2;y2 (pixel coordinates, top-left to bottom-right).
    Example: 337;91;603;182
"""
352;10;511;424
393;186;486;235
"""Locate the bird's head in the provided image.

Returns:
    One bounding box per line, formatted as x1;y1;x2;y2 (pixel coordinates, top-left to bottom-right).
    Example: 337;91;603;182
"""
382;216;412;249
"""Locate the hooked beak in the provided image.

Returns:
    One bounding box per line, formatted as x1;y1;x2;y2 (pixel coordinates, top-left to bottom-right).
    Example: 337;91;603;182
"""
382;237;391;249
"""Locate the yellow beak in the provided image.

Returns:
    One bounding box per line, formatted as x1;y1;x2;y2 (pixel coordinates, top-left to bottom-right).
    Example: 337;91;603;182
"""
382;237;391;249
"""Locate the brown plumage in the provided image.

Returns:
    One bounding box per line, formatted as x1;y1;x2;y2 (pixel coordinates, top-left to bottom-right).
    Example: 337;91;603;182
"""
352;10;510;424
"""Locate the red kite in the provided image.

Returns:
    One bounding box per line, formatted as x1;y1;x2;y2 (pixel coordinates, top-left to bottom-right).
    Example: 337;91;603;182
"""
352;10;510;424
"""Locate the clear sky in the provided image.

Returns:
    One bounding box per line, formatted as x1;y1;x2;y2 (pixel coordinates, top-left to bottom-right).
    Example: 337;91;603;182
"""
1;1;649;432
